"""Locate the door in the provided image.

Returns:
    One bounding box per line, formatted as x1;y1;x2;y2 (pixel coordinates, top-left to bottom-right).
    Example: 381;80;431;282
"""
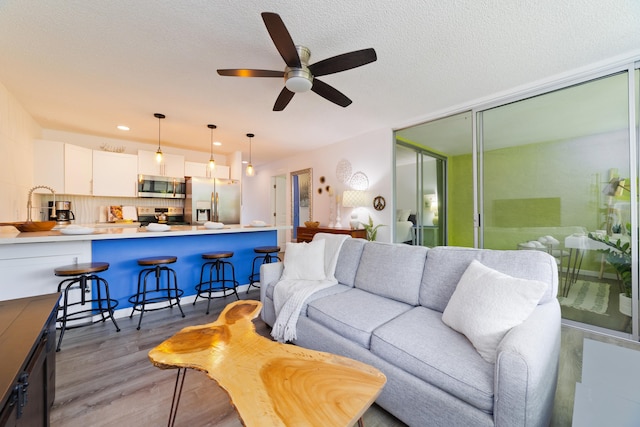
394;143;446;247
478;71;633;336
395;111;473;247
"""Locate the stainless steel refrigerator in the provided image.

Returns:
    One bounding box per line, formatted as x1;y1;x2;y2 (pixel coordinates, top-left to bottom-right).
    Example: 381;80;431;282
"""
185;177;241;224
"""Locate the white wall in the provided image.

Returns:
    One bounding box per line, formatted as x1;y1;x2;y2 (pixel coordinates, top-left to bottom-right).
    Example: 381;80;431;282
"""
243;127;395;242
0;81;42;222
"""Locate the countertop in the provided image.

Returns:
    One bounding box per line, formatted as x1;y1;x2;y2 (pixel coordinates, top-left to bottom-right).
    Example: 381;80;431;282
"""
0;224;290;245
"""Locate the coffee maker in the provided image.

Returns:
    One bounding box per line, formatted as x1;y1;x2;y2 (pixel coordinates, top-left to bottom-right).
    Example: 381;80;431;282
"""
48;201;75;224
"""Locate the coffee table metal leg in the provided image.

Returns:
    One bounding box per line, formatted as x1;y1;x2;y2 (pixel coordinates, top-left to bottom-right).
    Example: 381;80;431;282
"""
168;368;187;427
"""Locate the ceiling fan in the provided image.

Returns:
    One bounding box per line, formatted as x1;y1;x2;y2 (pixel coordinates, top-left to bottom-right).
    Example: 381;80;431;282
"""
217;12;377;111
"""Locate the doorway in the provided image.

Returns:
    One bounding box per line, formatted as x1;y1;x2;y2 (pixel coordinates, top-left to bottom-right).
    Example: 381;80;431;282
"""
271;174;287;248
394;111;474;247
394;143;446;247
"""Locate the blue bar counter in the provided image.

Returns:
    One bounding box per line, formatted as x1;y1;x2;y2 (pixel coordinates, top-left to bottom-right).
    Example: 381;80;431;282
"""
0;225;287;307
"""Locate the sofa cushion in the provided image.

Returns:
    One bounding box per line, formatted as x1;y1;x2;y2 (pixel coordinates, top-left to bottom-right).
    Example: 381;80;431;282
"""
371;306;495;413
354;242;428;305
441;260;547;363
281;239;327;280
307;288;412;349
334;238;367;287
419;246;557;312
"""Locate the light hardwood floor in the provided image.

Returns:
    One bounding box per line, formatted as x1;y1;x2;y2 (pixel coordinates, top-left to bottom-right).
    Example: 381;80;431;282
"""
50;291;405;427
50;290;640;427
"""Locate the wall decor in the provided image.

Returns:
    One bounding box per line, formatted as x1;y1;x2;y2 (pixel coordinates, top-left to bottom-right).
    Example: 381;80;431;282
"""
349;171;369;190
100;143;126;153
336;159;352;184
373;195;386;211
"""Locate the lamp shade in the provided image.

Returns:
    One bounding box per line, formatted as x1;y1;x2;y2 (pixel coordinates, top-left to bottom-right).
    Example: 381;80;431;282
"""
342;190;368;208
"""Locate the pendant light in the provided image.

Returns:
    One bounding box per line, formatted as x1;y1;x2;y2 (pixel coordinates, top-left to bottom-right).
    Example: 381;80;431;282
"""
207;124;216;171
154;113;165;163
245;133;255;177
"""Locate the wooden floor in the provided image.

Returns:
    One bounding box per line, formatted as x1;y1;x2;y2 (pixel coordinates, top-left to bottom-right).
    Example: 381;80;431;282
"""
50;291;405;427
50;287;640;427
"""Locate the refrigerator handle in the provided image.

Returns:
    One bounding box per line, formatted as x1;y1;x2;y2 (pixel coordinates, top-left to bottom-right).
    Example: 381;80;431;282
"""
212;191;219;222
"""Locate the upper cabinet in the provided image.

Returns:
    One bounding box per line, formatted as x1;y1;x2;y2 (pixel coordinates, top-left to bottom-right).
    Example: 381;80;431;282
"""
184;161;230;179
92;151;138;197
184;161;207;178
33;140;92;195
64;144;92;195
138;150;185;177
34;140;64;193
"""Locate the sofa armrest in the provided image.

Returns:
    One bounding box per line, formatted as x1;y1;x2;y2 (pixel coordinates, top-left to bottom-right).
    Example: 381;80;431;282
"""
494;301;561;427
259;261;284;304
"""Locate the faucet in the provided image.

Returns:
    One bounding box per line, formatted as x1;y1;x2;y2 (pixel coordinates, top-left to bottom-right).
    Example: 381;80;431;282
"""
27;185;56;222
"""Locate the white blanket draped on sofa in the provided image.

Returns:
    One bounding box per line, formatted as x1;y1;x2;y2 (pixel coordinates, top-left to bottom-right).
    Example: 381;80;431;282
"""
271;233;350;342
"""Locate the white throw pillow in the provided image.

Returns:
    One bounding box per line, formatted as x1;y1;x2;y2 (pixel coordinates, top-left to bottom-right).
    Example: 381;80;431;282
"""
396;209;411;222
441;260;547;363
281;239;327;281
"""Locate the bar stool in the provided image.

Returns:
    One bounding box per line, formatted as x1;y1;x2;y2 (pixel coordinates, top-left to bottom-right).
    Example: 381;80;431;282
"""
129;256;185;330
54;262;120;352
194;251;239;314
247;246;281;293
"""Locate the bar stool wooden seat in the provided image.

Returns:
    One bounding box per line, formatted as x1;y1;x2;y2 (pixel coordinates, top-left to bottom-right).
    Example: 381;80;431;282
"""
129;256;185;330
247;246;281;293
54;261;120;352
194;251;239;314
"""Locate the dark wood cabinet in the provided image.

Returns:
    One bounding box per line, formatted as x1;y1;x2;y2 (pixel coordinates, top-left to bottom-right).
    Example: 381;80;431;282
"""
0;293;59;427
296;226;367;243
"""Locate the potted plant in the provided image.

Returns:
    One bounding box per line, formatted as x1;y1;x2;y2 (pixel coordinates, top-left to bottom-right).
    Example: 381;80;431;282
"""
361;215;384;241
588;230;632;315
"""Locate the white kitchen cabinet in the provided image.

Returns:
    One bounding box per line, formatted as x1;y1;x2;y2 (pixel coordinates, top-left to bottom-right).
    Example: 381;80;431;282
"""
0;240;91;301
184;161;230;179
93;151;138;197
138;150;185;177
64;144;92;195
214;165;230;179
184;161;207;178
33;140;64;193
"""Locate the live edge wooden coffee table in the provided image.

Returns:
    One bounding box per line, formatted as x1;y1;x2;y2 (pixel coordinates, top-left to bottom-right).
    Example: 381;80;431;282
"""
148;300;386;427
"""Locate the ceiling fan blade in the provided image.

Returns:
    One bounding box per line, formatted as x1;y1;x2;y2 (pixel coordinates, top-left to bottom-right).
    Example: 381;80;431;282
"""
311;79;352;107
261;12;301;68
273;87;295;111
308;48;377;77
217;69;284;78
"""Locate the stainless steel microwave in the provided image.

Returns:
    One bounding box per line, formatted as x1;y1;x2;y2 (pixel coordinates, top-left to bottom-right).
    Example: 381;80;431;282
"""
137;175;186;198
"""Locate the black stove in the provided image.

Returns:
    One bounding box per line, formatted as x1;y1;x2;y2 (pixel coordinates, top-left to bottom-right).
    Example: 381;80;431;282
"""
137;207;187;226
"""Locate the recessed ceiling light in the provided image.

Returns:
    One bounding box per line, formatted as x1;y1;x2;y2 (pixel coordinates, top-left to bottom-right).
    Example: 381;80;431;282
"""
117;125;130;131
213;141;222;146
242;160;248;164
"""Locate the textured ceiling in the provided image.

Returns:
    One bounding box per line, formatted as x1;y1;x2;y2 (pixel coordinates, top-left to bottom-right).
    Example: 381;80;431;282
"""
1;0;639;165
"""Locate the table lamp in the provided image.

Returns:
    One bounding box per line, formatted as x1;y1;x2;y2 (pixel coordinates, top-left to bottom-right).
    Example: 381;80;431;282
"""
343;190;368;229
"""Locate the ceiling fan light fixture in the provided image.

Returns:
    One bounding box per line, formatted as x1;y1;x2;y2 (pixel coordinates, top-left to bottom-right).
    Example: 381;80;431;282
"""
285;68;313;93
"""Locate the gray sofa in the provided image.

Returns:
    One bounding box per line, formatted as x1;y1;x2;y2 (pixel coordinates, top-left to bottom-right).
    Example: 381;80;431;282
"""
260;239;561;427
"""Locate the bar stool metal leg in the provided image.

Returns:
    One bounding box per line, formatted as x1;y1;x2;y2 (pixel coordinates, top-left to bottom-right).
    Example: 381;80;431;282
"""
55;262;120;352
129;258;185;330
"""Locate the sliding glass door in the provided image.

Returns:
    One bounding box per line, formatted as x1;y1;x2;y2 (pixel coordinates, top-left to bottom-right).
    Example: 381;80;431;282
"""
394;143;445;247
394;111;474;248
478;72;634;335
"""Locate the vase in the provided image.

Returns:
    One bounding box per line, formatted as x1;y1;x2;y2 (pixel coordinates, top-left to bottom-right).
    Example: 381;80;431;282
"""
619;293;632;317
